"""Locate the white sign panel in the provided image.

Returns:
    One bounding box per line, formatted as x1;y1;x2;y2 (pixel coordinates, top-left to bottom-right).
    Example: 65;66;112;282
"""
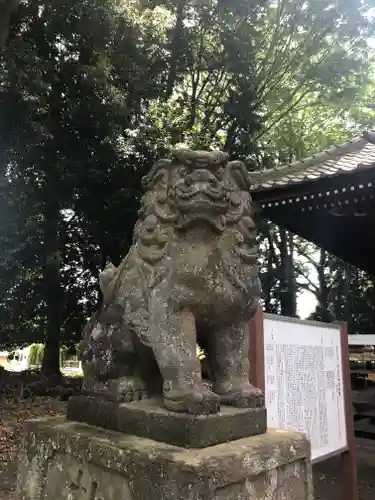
263;315;347;463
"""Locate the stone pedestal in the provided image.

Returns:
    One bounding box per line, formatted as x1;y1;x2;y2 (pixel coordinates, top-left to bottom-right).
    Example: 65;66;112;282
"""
67;395;267;448
17;416;313;500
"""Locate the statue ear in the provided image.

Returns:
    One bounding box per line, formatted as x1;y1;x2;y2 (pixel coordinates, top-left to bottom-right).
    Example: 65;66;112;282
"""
226;161;251;191
141;159;172;190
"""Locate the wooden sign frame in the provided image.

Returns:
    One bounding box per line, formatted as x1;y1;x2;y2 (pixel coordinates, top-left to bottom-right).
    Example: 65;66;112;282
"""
249;308;358;500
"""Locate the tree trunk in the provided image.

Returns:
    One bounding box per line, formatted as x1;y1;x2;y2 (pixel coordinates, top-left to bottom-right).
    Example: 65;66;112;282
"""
165;0;185;100
263;247;274;312
0;0;18;47
261;220;279;313
316;249;331;321
342;262;352;325
41;199;62;377
97;247;108;308
279;228;297;316
278;145;298;317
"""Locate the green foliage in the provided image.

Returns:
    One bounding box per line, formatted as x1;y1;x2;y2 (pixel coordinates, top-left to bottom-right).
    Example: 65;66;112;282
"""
0;0;375;360
28;343;44;366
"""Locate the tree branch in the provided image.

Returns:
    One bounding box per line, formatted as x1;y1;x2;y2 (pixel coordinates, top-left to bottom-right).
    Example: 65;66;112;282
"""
297;277;319;296
255;88;313;142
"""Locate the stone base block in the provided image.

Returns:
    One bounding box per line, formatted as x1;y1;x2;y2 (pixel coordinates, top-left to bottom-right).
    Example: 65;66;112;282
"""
67;395;267;448
17;416;313;500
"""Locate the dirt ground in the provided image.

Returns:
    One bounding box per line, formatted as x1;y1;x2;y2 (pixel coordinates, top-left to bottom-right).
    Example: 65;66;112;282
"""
314;439;375;500
1;397;374;500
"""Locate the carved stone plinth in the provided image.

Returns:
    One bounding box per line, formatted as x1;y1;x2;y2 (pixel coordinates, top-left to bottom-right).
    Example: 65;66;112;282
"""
17;417;312;500
67;394;267;448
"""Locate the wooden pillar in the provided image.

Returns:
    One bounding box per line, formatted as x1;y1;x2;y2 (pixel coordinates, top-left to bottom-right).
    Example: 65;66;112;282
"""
249;307;265;393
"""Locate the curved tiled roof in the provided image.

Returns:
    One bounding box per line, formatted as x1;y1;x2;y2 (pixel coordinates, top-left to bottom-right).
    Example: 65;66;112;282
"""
249;132;375;192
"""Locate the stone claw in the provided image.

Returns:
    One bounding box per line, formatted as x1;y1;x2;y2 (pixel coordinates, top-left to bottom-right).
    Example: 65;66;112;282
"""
163;386;220;415
216;384;264;409
108;376;149;403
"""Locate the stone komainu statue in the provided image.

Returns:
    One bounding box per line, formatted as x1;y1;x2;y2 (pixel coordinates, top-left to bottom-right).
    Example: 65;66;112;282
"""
79;149;263;415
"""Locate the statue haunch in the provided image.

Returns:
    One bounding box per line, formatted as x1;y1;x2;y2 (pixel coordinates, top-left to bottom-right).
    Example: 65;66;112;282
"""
79;149;263;415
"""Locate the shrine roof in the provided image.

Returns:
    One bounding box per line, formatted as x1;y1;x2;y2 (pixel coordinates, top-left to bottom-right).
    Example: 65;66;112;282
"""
249;131;375;193
249;131;375;273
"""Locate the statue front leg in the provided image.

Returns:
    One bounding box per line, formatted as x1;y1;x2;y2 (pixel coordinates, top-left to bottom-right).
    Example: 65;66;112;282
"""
150;296;220;415
207;321;264;408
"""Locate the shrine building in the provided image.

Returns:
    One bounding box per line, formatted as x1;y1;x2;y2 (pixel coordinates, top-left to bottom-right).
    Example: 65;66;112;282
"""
249;131;375;273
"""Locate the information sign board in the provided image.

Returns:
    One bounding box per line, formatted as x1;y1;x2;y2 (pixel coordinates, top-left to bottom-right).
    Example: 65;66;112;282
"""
263;315;347;463
248;310;358;500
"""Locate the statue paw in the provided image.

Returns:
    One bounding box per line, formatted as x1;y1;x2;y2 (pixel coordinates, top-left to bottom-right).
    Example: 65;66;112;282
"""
215;383;264;409
108;376;148;403
163;386;220;415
